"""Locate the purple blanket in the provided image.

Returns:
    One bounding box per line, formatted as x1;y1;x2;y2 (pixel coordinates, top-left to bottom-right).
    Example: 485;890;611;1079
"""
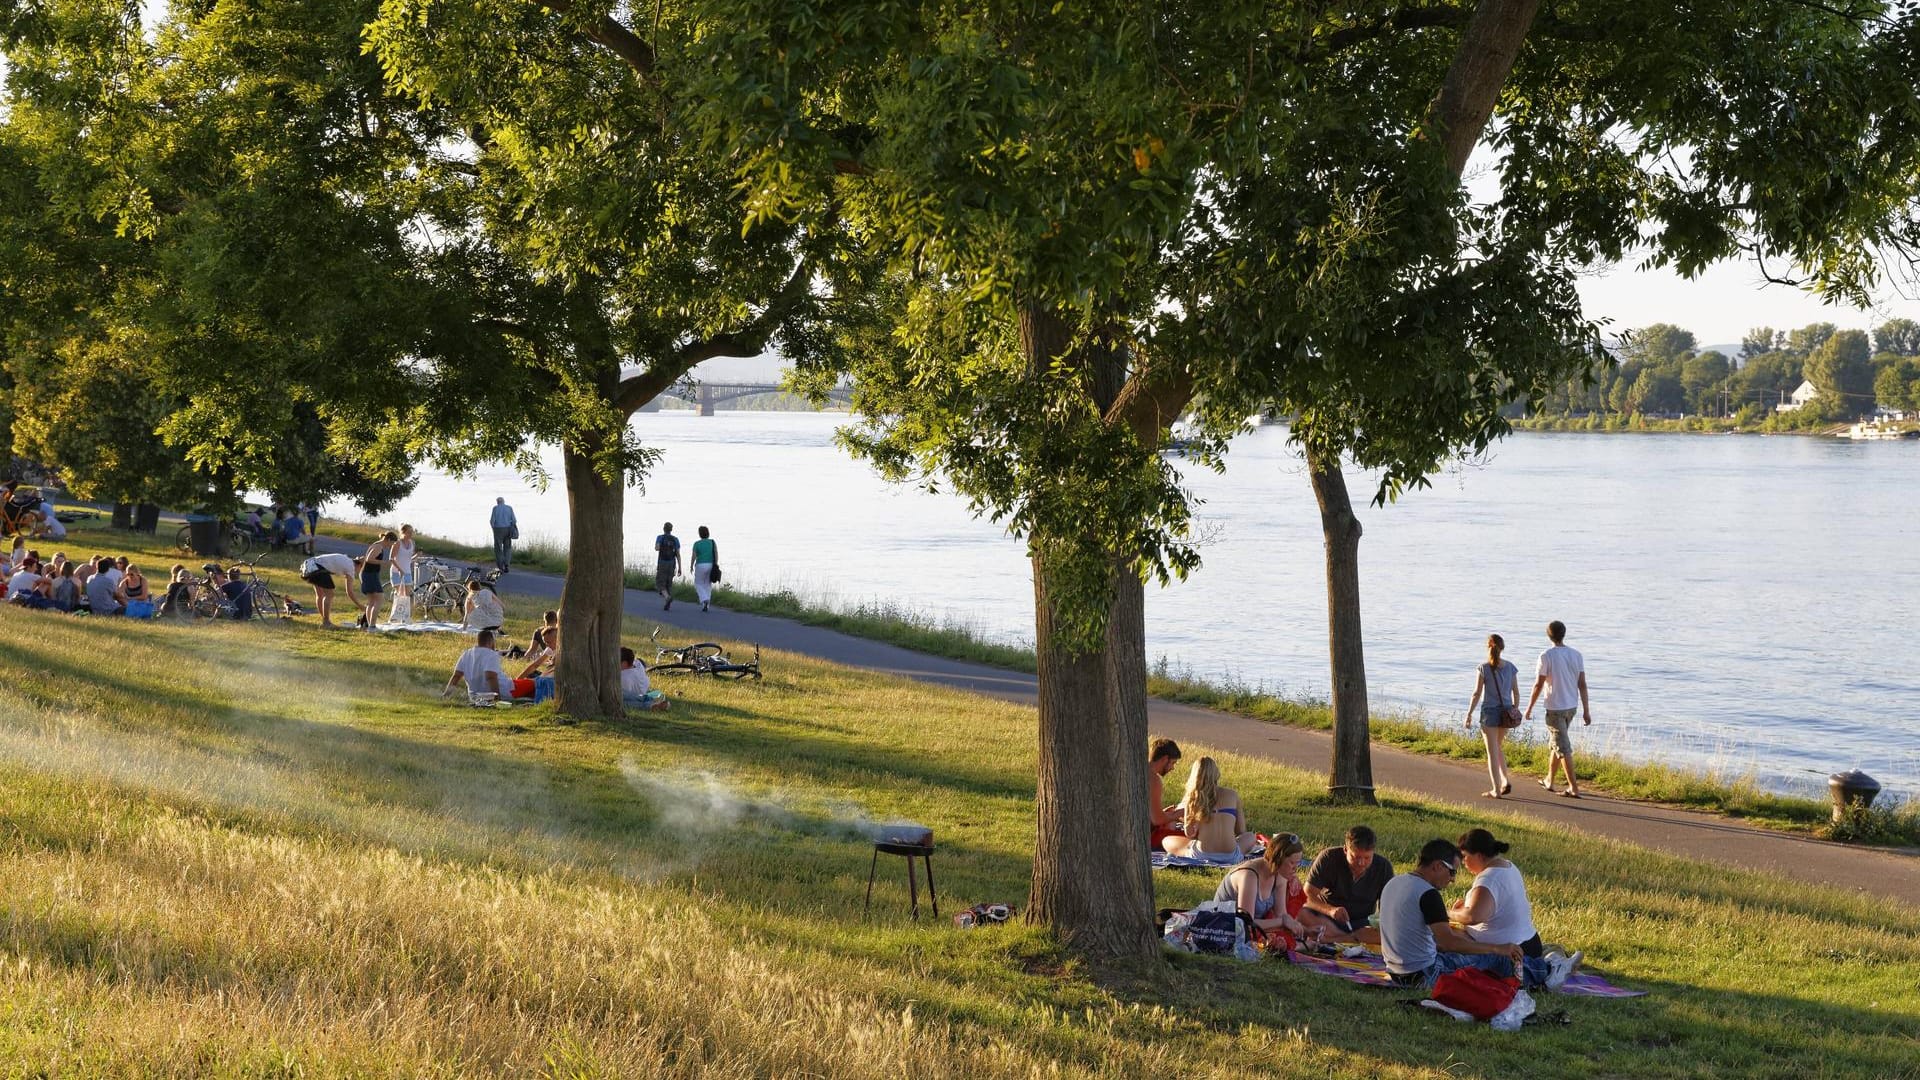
1284;949;1646;997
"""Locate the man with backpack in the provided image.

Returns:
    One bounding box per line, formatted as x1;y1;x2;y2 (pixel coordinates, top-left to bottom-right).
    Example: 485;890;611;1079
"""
1378;838;1575;990
654;522;681;610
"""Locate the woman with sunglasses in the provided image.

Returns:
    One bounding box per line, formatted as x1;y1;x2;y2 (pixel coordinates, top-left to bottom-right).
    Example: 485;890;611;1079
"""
1211;834;1313;949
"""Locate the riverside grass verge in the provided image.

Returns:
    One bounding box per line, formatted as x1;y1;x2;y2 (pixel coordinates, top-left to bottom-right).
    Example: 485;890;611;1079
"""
0;560;1916;1074
318;516;1920;847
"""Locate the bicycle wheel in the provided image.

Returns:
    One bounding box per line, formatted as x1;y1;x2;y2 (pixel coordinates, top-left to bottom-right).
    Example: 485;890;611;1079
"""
419;581;464;619
226;529;252;558
646;663;701;677
175;525;195;553
711;666;761;681
188;584;221;619
683;643;725;662
248;582;283;619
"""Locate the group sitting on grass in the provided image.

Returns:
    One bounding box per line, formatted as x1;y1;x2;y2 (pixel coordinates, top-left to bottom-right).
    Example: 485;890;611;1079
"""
1150;738;1583;989
440;620;667;711
3;548;160;617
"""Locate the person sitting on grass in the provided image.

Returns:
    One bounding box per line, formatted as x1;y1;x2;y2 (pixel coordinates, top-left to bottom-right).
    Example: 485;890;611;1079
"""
620;646;668;711
1378;838;1578;991
1147;738;1184;851
159;566;194;619
49;562;80;613
7;557;53;608
444;629;511;700
1303;825;1393;944
208;565;253;620
84;557;124;615
1213;832;1314;950
1449;828;1581;985
462;578;505;633
1160;756;1257;861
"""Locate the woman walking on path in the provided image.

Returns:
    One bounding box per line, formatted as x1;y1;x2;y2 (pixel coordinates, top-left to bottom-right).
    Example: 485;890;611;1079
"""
1465;633;1520;798
358;532;393;630
690;526;718;612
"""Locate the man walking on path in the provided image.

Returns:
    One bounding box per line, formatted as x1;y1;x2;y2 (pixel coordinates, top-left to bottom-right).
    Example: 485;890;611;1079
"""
1525;620;1592;798
490;498;518;572
654;522;681;610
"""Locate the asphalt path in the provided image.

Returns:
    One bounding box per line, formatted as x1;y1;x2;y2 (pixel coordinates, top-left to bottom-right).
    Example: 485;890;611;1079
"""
320;535;1920;909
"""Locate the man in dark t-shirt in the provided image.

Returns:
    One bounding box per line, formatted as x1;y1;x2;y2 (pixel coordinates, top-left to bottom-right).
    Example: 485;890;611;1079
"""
1304;824;1394;941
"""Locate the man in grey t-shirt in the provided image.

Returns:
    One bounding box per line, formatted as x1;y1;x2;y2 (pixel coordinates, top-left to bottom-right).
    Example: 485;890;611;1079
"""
1525;620;1594;797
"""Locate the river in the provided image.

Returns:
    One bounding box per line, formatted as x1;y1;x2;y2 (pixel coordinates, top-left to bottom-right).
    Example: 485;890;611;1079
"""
337;412;1920;801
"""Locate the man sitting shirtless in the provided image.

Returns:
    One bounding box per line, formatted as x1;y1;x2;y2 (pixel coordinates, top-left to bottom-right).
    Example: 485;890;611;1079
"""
1147;738;1184;850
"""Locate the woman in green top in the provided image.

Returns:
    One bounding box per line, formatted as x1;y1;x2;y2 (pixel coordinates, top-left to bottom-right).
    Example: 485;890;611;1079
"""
690;526;718;612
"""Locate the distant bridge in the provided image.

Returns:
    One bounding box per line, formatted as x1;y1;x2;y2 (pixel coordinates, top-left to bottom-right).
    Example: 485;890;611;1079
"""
641;382;855;416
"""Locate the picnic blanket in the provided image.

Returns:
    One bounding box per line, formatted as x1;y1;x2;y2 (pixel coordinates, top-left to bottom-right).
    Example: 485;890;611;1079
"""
1284;949;1645;998
1151;852;1244;871
375;620;471;633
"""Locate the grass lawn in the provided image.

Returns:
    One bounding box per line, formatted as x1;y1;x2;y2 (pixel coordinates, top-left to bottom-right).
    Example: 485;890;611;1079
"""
0;520;1916;1075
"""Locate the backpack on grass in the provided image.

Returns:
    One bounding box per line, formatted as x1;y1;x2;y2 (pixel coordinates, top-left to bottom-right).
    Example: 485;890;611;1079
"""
1431;967;1520;1020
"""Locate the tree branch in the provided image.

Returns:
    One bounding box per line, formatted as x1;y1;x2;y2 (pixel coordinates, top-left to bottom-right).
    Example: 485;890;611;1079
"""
534;0;656;80
1103;361;1197;443
1426;0;1543;177
612;256;815;414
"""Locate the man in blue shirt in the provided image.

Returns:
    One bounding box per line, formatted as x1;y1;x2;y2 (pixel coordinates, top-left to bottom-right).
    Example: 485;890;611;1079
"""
490;498;518;572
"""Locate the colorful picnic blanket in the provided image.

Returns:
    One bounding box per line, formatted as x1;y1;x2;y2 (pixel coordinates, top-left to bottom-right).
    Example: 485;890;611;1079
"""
1151;852;1243;871
1284;949;1646;998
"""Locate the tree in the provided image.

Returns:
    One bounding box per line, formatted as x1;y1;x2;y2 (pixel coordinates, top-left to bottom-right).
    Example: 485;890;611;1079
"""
1875;318;1920;356
1806;330;1876;419
1682;351;1732;414
1627;323;1698;366
1872;357;1917;413
1741;327;1785;361
1788;322;1840;356
0;0;424;516
681;0;1920;957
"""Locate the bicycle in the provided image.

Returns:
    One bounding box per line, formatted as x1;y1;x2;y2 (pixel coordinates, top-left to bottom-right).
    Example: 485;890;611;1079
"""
411;557;473;621
224;558;290;619
647;627;762;680
173;519;254;559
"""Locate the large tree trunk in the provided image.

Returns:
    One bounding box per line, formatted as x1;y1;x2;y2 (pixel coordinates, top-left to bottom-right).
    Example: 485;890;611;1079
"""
1028;553;1157;958
1309;451;1375;803
555;435;626;720
1019;302;1158;961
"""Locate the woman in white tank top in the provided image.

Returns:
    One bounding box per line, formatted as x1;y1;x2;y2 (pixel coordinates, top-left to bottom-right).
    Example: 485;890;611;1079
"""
1449;828;1542;956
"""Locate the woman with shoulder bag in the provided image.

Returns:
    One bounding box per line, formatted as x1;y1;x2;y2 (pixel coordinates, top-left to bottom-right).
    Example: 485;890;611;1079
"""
1465;633;1522;798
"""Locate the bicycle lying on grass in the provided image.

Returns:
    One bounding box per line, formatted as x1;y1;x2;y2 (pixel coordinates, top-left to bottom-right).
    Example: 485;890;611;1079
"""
646;627;762;680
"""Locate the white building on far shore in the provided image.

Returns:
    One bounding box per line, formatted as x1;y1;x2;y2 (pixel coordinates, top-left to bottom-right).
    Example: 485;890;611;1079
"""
1777;379;1819;412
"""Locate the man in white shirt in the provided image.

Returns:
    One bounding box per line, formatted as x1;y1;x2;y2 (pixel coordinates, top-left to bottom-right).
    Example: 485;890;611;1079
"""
1524;620;1593;797
7;559;50;607
299;551;362;629
444;629;508;699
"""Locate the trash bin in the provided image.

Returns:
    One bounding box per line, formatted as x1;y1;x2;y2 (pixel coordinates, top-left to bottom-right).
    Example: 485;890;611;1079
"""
186;514;225;557
133;503;161;535
112;502;133;529
1828;770;1882;823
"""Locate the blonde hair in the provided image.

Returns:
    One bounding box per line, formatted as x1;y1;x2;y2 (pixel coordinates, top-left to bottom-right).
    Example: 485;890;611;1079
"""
1181;757;1222;825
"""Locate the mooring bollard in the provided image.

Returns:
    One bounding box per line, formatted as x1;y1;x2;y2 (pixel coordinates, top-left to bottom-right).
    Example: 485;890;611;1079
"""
1827;770;1882;823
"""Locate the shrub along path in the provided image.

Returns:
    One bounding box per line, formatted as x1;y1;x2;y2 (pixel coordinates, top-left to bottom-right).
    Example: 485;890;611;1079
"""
321;538;1920;909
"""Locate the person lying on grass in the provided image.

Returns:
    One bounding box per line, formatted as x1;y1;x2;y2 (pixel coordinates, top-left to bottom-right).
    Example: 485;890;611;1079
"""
1379;838;1578;991
1161;756;1257;861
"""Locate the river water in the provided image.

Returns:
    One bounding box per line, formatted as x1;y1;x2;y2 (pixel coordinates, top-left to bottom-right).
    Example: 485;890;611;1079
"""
341;412;1920;800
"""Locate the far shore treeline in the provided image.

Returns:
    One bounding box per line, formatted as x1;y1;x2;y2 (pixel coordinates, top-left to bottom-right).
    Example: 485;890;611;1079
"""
1526;319;1920;430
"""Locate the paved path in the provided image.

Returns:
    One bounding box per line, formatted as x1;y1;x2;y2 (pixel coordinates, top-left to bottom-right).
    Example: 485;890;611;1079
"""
316;537;1920;908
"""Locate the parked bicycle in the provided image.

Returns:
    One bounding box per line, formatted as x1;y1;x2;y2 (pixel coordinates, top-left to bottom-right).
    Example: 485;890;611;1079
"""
647;627;762;680
185;559;289;620
410;559;501;621
173;519;254;559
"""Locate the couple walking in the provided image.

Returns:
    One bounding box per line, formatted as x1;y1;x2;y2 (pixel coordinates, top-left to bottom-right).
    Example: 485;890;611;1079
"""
1466;620;1594;799
653;522;720;612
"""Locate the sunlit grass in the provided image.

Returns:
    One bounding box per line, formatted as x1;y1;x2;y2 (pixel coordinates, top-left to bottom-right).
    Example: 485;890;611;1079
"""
0;531;1916;1075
